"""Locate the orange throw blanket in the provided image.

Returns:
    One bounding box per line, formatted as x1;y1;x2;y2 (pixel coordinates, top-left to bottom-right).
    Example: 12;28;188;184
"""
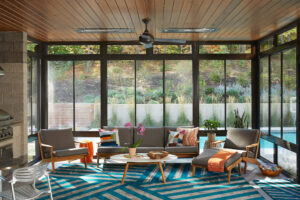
208;150;237;172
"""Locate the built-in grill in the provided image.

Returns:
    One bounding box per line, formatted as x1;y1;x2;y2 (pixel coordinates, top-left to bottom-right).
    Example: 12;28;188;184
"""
0;109;14;141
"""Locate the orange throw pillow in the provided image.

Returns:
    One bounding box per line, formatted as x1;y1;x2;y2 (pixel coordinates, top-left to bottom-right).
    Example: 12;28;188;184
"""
177;127;199;146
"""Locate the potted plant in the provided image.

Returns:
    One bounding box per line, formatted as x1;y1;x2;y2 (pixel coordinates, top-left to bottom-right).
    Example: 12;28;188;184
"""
203;119;220;148
122;123;145;157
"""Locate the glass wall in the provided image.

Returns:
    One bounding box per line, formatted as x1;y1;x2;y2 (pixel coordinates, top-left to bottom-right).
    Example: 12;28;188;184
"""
48;61;74;129
199;60;225;128
278;146;297;177
260;57;269;134
270;53;281;138
27;56;39;135
75;61;101;131
282;48;296;143
107;60;135;126
136;60;163;126
226;60;251;128
165;60;193;126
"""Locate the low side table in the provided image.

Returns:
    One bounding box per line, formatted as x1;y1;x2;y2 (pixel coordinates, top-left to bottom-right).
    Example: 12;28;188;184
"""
80;141;94;163
110;153;178;184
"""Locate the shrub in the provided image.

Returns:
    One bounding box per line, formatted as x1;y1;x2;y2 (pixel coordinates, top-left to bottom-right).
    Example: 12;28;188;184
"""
83;95;95;103
176;110;191;125
205;87;215;95
209;72;221;83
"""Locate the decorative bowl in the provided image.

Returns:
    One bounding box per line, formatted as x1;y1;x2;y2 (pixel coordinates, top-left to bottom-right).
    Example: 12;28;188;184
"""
148;151;169;159
259;165;283;177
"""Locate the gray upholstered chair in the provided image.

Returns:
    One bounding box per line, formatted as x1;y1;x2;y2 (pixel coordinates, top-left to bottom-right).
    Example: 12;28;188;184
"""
212;128;261;173
38;128;88;173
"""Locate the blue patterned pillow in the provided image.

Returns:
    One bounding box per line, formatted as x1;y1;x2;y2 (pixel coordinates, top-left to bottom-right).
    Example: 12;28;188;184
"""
99;129;120;146
167;130;185;146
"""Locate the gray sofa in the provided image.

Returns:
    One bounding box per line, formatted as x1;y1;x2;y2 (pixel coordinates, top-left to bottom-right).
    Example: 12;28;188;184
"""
97;127;199;163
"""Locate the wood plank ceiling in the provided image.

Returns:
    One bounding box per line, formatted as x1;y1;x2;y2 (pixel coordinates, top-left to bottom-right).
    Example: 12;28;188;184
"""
0;0;300;42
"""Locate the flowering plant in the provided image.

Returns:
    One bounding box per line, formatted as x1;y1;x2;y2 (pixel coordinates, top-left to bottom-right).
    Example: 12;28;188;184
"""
122;123;145;150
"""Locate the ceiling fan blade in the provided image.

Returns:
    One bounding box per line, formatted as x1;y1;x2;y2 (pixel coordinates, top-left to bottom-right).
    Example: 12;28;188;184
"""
154;38;186;44
144;43;153;49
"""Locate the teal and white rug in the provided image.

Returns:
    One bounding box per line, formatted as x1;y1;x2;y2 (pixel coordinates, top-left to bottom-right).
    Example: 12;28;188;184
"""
37;163;264;200
254;179;300;200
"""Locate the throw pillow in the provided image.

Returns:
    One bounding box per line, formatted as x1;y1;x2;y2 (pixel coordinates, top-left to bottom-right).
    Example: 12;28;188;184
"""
167;130;185;146
99;129;120;146
177;127;199;146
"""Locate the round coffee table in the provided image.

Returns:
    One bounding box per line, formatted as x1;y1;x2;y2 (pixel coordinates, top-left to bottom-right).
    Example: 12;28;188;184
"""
110;153;177;184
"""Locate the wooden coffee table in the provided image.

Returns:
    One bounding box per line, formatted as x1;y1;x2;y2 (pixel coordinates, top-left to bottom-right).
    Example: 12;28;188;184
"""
110;153;177;184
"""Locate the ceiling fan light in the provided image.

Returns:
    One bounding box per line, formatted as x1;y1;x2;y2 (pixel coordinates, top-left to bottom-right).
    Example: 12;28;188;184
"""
160;28;219;33
74;28;135;33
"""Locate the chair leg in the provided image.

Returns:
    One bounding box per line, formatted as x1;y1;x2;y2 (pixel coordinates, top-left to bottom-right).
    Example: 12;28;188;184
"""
51;161;56;173
244;161;248;174
227;169;231;183
84;156;87;168
97;154;100;168
192;165;196;176
103;157;106;164
238;162;242;175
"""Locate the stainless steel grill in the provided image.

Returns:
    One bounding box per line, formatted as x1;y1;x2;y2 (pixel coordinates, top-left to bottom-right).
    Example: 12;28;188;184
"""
0;109;14;141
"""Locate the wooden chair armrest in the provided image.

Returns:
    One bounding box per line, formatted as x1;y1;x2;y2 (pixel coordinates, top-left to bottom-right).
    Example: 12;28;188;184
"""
212;140;225;145
41;143;53;149
246;143;258;149
196;140;200;144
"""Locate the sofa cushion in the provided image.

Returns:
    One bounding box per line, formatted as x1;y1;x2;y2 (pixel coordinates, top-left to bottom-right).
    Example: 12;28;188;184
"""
99;129;119;146
167;130;185;146
40;129;75;151
103;127;133;146
164;126;194;146
134;128;164;147
192;149;241;169
97;146;129;154
224;128;259;152
177;127;199;146
136;147;164;153
165;146;198;153
53;148;88;158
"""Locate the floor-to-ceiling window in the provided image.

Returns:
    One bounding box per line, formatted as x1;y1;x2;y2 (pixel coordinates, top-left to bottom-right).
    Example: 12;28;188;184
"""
165;60;193;126
27;40;40;163
259;26;297;177
107;60;135;126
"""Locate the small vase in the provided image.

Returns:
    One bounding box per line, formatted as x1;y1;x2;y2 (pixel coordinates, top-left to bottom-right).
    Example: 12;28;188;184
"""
129;148;136;157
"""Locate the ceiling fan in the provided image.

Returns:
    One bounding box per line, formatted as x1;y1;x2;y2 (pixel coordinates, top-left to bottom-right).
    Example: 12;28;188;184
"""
139;18;186;48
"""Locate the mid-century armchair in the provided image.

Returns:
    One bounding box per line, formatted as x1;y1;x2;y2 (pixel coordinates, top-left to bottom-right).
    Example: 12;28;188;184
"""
212;128;261;173
38;128;88;173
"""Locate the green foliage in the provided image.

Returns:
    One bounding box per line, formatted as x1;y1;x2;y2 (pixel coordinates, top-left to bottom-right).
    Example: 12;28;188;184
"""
227;108;235;127
109;107;120;126
89;111;100;128
48;45;100;54
233;109;248;128
176;110;191;125
203;119;220;132
205;87;215;95
283;110;295;127
83;95;95;103
165;111;170;126
209;72;221;83
142;113;158;127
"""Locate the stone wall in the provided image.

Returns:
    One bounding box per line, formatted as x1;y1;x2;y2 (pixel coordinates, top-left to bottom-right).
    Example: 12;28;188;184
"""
0;31;27;157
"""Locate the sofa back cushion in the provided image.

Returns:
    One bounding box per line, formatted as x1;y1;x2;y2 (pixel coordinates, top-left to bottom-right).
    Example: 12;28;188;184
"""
224;128;259;151
103;127;133;146
39;128;75;151
134;127;164;147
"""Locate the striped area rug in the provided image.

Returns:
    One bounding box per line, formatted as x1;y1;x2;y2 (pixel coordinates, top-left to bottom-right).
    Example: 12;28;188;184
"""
254;179;300;200
37;163;264;200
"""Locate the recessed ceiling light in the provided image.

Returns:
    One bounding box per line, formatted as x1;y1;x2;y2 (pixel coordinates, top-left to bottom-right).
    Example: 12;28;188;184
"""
160;28;219;33
74;28;135;33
